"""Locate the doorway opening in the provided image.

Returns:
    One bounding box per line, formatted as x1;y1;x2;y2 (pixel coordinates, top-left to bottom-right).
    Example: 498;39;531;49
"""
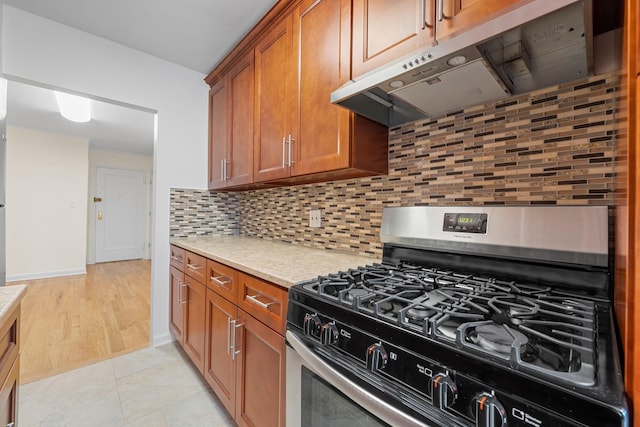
5;78;156;382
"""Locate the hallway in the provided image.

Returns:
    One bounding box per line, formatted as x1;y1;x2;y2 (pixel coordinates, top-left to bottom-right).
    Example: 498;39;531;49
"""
11;259;151;384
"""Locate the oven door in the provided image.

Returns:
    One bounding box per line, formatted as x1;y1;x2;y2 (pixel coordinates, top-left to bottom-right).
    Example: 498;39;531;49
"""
286;330;432;427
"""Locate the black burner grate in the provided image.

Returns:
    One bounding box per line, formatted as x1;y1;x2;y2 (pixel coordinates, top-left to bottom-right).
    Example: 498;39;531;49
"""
302;262;596;387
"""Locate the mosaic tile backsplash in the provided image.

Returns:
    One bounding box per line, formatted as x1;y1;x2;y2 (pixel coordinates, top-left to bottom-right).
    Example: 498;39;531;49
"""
169;188;240;237
172;72;620;258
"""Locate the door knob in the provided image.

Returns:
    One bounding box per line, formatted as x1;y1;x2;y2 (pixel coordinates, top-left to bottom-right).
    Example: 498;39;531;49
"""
93;197;102;202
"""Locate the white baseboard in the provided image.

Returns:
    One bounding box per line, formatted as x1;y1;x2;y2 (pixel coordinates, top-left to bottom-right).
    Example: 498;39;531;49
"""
6;268;87;282
152;332;175;347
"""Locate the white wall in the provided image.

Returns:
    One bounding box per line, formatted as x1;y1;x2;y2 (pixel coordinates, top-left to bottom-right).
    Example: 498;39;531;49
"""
6;126;89;280
2;6;209;345
87;148;154;264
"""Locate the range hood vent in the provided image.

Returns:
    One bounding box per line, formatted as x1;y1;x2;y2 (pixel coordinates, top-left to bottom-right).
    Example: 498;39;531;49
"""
331;0;592;127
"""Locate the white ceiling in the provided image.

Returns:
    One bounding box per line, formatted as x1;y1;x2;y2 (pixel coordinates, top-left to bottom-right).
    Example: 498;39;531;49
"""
3;0;278;74
3;0;278;155
7;81;156;155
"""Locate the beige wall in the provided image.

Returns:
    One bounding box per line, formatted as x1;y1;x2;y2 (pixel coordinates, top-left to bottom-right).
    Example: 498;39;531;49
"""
87;148;153;264
6;126;89;280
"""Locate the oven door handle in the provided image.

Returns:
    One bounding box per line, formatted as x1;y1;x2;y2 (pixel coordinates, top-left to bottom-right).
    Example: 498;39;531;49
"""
286;330;432;427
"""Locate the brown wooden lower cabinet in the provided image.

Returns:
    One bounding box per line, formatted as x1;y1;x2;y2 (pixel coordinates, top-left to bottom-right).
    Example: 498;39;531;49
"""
169;248;207;375
183;277;206;374
169;266;185;341
204;291;237;416
0;303;20;427
235;309;285;427
0;358;18;427
171;245;286;427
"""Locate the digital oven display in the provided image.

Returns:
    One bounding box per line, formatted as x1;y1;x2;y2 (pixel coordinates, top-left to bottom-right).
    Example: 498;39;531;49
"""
443;213;488;234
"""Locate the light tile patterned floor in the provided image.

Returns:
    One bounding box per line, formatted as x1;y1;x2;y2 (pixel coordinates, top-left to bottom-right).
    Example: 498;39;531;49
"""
19;342;235;427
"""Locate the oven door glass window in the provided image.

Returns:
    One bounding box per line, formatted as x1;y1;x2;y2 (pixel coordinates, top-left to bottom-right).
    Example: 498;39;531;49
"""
301;366;390;427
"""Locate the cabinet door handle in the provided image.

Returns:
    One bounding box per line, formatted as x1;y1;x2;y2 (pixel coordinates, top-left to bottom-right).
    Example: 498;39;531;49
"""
287;134;295;166
170;255;182;262
227;316;232;355
282;136;287;168
187;263;204;270
211;275;232;286
221;159;225;181
247;294;274;309
421;0;426;29
223;159;228;181
180;282;188;304
438;0;445;22
230;320;243;360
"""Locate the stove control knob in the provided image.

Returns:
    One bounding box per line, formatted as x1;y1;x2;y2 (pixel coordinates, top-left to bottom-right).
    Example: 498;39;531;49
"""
303;313;322;337
429;373;458;410
321;322;339;346
474;392;507;427
365;343;388;372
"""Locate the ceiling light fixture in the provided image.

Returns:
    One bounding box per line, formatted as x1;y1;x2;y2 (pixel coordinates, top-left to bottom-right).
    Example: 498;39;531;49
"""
54;91;91;123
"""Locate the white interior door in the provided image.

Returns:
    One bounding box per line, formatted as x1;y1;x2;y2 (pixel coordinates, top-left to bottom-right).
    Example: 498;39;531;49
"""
95;168;147;263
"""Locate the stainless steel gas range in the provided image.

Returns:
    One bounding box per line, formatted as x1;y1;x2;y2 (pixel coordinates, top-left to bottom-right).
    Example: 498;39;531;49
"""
285;206;628;427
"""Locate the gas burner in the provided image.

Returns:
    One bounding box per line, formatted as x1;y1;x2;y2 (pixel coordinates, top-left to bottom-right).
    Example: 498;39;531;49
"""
346;288;370;300
468;323;528;355
405;291;448;321
406;305;432;321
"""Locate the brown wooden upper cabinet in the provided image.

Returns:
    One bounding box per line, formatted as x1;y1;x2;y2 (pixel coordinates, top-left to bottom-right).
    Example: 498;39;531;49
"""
209;52;255;190
254;0;387;184
207;0;388;190
254;16;295;183
351;0;526;78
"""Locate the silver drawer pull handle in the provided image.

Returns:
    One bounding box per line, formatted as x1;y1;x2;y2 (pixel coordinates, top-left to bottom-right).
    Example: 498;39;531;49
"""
187;263;204;270
170;256;182;262
247;294;274;309
211;276;232;286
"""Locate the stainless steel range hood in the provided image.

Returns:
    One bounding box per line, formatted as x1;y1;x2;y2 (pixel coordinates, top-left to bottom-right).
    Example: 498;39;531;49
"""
331;0;592;127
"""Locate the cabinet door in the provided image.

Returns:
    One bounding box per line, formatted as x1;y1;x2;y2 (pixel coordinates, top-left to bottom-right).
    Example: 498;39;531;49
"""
254;16;295;182
227;52;255;187
183;277;206;374
352;0;435;78
169;266;185;341
204;290;237;417
291;0;352;176
436;0;526;40
208;79;228;190
0;359;18;427
235;310;285;427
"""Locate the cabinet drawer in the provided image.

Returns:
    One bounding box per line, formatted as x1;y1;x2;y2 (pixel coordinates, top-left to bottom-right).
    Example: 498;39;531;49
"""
170;245;186;271
185;251;207;283
207;260;239;303
0;305;19;394
237;272;287;335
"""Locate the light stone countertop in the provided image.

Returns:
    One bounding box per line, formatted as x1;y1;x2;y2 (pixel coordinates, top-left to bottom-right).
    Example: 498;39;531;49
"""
170;236;380;289
0;284;27;326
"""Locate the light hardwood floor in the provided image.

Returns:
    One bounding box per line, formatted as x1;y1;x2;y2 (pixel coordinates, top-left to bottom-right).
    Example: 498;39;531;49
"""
10;259;151;384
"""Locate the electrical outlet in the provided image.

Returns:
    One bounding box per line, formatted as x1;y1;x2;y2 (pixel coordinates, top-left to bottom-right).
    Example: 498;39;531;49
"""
309;209;322;228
